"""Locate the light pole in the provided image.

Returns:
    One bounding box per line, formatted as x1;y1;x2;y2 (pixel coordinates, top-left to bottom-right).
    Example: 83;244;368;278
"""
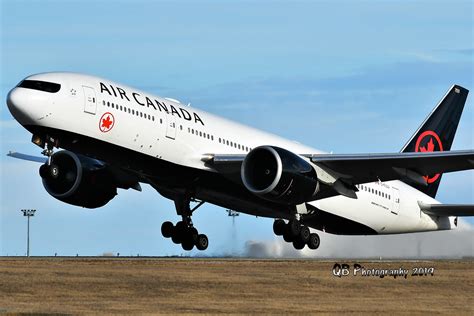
21;209;36;257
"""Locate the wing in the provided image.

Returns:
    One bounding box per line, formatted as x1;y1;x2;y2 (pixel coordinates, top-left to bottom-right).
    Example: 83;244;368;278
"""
418;202;474;216
206;150;474;199
308;150;474;186
7;151;47;163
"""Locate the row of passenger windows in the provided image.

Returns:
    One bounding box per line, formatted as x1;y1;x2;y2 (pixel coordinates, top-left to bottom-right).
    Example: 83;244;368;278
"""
103;99;252;152
187;127;252;152
356;184;391;200
188;127;214;141
219;137;251;152
103;100;158;122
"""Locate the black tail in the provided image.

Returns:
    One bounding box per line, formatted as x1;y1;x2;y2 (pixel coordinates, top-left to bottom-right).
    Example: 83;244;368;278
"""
400;85;469;198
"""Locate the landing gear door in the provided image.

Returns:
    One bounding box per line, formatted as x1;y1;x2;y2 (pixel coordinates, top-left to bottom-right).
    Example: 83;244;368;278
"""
166;115;177;140
83;86;97;114
391;187;400;215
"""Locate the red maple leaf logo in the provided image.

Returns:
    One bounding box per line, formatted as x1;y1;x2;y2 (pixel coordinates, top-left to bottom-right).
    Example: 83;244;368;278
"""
102;116;112;129
419;137;435;152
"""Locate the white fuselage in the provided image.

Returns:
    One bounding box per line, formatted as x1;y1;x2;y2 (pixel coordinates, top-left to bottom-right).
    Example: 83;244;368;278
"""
7;72;455;234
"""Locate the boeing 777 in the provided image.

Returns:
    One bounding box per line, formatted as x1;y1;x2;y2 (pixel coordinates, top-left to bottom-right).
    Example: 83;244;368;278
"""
6;72;474;251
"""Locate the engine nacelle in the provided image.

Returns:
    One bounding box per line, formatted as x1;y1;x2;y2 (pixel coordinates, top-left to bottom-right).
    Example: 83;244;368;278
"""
241;146;319;205
40;151;117;208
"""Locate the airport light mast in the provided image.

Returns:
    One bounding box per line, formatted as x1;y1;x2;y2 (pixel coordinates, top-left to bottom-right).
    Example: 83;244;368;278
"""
21;209;36;257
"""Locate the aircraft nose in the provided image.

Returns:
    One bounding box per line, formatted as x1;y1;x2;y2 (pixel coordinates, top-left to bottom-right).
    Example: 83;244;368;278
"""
6;87;33;124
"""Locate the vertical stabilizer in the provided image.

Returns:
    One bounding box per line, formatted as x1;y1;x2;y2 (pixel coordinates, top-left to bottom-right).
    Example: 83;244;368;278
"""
400;85;469;198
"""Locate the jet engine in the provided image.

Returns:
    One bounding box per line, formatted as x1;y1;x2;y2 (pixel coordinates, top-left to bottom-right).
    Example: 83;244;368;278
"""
241;146;319;204
39;151;117;208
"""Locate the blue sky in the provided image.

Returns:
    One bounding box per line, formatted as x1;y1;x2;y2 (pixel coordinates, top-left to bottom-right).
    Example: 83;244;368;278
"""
1;0;472;257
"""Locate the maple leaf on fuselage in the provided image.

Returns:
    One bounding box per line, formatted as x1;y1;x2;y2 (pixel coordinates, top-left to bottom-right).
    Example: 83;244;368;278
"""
102;116;112;129
420;137;435;152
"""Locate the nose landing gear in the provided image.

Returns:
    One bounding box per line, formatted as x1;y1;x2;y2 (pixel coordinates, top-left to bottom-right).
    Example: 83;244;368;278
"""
38;135;59;179
273;219;320;250
161;197;209;251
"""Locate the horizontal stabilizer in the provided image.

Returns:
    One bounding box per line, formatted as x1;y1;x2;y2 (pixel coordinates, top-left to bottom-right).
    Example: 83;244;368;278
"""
418;202;474;216
7;151;47;163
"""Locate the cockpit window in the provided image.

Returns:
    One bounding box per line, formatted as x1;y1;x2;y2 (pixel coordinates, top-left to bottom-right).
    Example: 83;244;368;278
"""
18;80;61;93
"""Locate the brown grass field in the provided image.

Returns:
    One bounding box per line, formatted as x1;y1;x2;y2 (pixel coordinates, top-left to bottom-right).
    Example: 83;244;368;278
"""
0;258;472;315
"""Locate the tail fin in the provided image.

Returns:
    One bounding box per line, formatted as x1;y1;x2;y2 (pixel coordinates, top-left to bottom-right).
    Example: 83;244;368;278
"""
400;85;469;198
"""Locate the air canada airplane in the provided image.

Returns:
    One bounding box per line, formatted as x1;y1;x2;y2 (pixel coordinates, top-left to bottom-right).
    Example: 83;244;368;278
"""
6;72;474;251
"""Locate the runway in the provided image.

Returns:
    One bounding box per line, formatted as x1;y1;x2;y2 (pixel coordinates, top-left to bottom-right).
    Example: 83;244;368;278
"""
0;258;472;314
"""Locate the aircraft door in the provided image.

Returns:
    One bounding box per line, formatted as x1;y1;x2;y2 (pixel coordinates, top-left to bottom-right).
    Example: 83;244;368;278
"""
391;187;400;215
166;115;177;140
83;86;97;114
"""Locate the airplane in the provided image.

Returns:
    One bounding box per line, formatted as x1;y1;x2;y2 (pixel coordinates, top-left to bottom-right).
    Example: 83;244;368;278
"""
6;72;474;251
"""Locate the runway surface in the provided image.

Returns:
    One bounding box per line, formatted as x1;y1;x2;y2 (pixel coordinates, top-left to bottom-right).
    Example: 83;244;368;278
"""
0;258;472;315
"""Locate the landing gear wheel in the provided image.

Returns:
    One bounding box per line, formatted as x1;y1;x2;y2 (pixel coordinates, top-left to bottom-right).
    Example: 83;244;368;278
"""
283;229;294;243
182;239;194;251
161;221;174;238
299;225;310;243
188;227;199;243
293;238;305;250
39;164;49;179
307;233;320;250
288;219;301;236
171;221;186;244
273;219;286;236
171;232;181;244
196;234;209;251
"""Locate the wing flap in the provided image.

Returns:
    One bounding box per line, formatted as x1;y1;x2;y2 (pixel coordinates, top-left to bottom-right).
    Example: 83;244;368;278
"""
418;202;474;216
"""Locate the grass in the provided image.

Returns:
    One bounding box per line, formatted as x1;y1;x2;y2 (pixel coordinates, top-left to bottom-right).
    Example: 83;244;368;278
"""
0;258;472;315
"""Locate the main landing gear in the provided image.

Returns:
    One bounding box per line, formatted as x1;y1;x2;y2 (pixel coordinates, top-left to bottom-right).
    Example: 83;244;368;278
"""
273;219;320;250
161;198;209;251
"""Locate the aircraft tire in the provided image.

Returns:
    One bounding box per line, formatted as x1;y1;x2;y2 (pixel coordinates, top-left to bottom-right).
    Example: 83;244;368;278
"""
196;234;209;251
182;239;194;251
293;239;305;250
39;164;49;179
288;219;301;236
273;219;286;236
161;221;174;238
283;229;294;243
307;233;320;250
188;227;199;243
299;225;310;243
